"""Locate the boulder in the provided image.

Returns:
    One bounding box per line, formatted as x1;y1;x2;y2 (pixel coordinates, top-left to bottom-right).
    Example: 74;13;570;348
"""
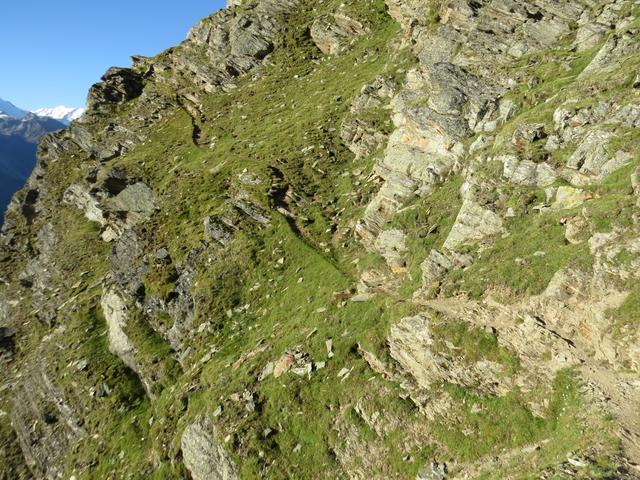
552;186;589;210
181;418;239;480
511;123;546;150
107;182;156;219
443;200;505;251
501;155;557;188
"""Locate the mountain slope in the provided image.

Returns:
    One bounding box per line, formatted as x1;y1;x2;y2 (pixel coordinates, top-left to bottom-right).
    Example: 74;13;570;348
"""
0;114;65;225
0;98;27;118
1;1;640;479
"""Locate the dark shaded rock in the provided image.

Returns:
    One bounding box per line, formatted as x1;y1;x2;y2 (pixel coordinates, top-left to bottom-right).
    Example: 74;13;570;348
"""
102;167;130;195
110;230;147;299
0;327;15;355
512;123;546;149
87;67;144;113
204;216;236;246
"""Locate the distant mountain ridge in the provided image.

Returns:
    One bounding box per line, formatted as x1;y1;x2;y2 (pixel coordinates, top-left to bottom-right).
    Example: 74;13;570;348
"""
0;98;28;118
33;106;85;125
0;109;65;225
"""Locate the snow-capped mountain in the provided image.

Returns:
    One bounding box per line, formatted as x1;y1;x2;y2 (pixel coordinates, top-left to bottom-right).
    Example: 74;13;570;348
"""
0;98;28;119
33;106;84;125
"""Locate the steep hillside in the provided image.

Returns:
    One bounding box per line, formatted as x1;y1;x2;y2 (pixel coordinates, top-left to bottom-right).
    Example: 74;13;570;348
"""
1;0;639;479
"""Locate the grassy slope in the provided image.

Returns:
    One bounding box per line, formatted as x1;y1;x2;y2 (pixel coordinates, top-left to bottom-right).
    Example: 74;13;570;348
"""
2;0;638;478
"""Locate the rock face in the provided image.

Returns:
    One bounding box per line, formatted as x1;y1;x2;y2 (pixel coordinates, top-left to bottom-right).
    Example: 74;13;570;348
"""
101;289;141;380
181;419;239;480
443;200;504;251
501;155;557;188
341;76;395;159
2;0;640;478
310;13;366;55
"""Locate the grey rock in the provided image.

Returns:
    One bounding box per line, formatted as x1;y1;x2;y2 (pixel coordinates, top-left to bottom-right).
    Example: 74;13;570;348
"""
552;186;589;210
310;14;365;55
341;76;395;159
86;67;144;114
511;123;546;149
374;229;408;272
101;288;138;374
107;182;156;219
63;184;107;226
580;32;640;79
443;200;505;251
231;198;271;226
502;155;557;188
418;249;471;289
389;313;507;393
154;248;171;263
109;230;147;298
204;216;236;246
564;130;631;183
417;462;448;480
615;103;640;128
166;261;197;350
181;418;239;480
10;363;86;478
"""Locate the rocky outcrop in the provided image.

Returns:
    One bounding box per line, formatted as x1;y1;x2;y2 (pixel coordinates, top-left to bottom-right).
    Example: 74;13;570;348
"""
159;0;302;95
11;362;86;479
579;31;640;79
356;39;501;248
101;288;138;373
443;199;504;251
204;216;236;246
564;130;632;185
86;67;144;114
64;180;156;242
181;418;239;480
389;313;512;394
310;13;366;55
341;76;395;159
374;229;408;272
501;155;557;188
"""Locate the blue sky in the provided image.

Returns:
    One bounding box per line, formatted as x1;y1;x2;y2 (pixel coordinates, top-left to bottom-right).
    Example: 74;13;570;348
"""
1;1;226;111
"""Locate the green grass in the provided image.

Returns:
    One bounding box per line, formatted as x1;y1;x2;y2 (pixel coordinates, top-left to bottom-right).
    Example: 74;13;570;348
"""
609;288;640;340
2;0;635;478
386;175;463;297
443;211;591;298
437;370;606;468
431;319;521;375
